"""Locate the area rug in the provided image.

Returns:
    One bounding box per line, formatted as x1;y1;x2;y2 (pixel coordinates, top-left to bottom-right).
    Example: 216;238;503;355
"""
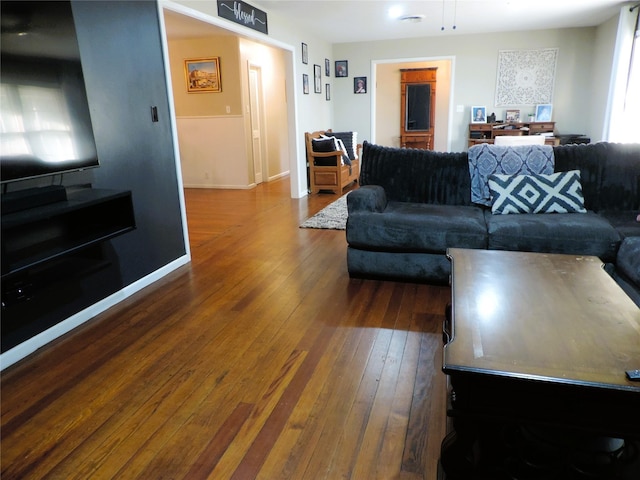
300;193;349;230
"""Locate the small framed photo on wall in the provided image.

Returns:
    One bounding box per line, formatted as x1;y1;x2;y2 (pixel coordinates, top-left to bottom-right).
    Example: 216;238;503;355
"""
302;74;309;94
354;76;366;94
335;60;348;77
325;58;330;76
535;104;553;122
314;64;322;93
326;84;331;101
301;43;308;64
471;106;487;123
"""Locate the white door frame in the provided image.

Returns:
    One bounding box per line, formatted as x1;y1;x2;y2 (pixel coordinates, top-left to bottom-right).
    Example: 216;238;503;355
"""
248;61;268;184
159;0;304;198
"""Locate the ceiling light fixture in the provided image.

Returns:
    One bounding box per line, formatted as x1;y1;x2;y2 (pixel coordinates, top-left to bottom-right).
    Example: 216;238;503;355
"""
441;0;458;31
453;0;458;30
399;14;425;23
388;6;403;19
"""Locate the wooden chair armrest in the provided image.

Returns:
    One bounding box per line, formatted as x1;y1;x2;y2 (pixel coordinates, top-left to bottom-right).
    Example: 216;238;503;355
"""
310;151;343;158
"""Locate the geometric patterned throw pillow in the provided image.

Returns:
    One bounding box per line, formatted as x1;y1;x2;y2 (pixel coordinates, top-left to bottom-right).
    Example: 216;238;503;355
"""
488;170;587;215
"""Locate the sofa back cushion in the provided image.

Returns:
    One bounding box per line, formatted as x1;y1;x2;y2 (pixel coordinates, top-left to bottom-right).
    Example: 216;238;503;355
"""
553;142;640;212
360;141;472;206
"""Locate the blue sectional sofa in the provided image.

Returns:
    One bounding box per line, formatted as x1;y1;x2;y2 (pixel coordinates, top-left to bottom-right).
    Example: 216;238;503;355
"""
346;141;640;305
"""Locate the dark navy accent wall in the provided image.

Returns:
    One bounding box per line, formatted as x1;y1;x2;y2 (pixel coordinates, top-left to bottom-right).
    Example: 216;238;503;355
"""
71;0;186;284
1;1;186;352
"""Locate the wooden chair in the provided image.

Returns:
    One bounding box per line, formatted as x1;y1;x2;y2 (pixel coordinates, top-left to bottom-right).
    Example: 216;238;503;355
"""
305;130;361;194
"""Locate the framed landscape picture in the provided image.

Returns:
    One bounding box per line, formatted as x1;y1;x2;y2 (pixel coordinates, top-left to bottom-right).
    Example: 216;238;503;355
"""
184;57;221;93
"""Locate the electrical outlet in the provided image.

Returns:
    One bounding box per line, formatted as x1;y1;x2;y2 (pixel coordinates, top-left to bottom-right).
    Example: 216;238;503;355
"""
226;106;231;114
456;105;464;113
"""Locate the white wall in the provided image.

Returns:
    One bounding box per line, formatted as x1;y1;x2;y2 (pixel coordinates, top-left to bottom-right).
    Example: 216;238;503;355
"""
177;116;248;188
333;27;602;152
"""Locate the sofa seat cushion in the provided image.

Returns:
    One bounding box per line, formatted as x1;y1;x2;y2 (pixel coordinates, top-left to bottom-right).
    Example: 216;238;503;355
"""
485;210;620;261
617;237;640;285
346;202;487;253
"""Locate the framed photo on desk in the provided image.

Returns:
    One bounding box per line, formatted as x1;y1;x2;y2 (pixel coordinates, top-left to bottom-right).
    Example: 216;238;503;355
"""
506;109;520;122
536;104;553;122
471;106;486;123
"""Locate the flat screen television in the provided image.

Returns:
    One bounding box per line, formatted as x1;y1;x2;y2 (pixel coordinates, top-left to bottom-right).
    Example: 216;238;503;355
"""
0;1;99;184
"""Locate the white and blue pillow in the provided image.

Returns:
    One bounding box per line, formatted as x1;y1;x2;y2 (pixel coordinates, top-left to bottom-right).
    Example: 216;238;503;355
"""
488;170;587;215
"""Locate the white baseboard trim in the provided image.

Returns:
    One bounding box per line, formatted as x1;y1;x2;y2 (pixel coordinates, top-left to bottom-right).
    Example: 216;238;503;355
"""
268;171;290;182
0;254;191;371
182;183;255;189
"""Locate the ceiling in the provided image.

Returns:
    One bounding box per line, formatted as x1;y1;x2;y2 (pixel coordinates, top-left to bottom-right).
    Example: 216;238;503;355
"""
164;0;634;43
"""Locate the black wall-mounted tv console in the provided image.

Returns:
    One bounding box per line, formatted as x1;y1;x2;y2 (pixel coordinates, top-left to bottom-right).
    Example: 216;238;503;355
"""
1;187;136;279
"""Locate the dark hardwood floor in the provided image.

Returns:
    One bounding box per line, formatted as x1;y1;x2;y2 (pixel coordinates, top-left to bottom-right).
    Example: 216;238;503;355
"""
1;177;450;479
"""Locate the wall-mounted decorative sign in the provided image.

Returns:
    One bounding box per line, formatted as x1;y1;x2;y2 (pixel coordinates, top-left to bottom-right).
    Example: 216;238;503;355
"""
217;1;268;34
495;48;558;106
184;57;222;93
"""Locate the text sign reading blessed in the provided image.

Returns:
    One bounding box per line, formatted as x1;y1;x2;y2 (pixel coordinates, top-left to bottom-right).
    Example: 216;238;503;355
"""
217;1;268;34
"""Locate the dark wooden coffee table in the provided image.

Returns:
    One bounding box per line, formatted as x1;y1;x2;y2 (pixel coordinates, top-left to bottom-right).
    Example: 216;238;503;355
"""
440;248;640;479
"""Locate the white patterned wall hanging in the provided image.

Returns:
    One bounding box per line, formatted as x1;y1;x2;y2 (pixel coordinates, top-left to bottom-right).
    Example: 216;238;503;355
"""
495;48;558;106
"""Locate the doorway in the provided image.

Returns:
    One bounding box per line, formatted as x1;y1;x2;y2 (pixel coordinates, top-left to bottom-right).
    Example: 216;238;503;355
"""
160;6;303;198
248;62;267;185
373;57;454;152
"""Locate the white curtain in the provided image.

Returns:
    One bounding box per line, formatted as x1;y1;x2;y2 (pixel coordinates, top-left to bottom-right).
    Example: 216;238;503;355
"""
607;5;640;143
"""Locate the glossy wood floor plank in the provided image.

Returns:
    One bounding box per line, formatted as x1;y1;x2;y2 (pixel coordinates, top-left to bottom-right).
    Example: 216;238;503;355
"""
1;178;449;479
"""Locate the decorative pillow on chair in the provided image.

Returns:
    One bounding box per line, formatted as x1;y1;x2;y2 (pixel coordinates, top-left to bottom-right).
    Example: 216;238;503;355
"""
330;131;358;160
311;137;343;166
316;135;351;166
311;137;337;153
488;170;587;215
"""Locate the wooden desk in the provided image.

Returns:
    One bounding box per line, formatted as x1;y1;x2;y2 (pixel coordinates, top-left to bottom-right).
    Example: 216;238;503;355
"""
468;121;559;147
440;249;640;479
